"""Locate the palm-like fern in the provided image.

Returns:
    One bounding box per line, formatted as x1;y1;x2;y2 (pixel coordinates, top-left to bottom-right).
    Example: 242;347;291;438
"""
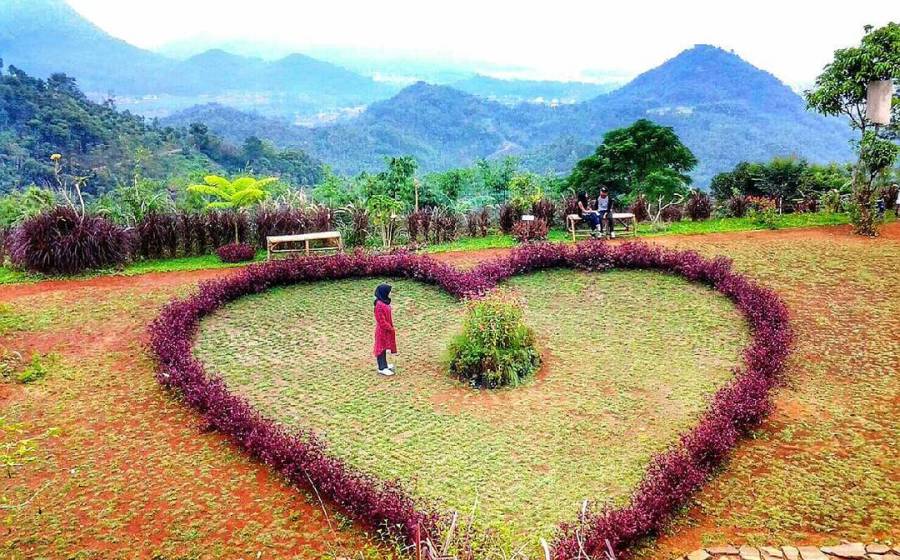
188;175;277;243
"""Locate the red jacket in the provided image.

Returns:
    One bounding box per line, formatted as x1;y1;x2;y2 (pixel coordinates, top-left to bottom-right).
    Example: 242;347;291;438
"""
373;300;397;356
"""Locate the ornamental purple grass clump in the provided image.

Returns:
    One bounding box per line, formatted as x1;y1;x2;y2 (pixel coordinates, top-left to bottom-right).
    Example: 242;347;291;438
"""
9;206;132;275
149;239;791;557
511;218;548;243
685;190;713;221
135;212;179;260
215;242;256;263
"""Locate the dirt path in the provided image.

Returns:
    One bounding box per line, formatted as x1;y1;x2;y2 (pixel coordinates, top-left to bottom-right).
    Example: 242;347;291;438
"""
1;222;897;559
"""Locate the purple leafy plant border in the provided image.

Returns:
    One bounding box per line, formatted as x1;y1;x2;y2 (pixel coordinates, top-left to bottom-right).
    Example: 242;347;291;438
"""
148;240;791;558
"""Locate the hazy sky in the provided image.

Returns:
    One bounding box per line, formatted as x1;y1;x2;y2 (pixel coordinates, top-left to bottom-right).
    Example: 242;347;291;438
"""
67;0;897;85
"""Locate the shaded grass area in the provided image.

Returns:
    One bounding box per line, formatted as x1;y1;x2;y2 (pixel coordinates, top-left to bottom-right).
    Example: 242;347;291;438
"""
637;211;851;235
194;270;748;545
426;213;855;254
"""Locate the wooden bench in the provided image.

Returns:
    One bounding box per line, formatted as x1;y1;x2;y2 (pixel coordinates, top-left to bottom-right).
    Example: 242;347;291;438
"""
266;232;343;259
566;213;638;241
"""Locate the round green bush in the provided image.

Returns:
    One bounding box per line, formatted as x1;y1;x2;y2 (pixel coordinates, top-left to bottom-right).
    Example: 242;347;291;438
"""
446;297;541;388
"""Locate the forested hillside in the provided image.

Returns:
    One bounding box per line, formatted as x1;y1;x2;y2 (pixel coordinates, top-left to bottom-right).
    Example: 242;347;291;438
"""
451;75;617;104
0;65;322;194
0;0;395;119
164;45;854;186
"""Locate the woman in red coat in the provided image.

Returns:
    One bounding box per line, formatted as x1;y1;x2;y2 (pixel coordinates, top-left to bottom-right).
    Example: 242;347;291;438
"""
373;283;397;376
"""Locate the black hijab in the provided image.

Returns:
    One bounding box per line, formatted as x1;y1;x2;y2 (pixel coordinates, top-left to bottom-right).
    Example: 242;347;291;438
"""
374;283;392;307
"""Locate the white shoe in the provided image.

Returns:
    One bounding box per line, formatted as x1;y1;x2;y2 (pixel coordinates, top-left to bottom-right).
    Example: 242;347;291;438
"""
610;231;616;238
378;368;395;376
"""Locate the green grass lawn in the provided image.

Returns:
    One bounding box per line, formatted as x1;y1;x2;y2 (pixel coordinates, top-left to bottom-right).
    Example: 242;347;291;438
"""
426;212;855;253
193;269;748;550
0;251;266;285
635;211;851;235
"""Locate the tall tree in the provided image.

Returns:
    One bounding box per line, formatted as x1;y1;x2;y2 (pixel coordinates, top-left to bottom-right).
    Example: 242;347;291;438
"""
385;155;419;208
567;119;697;197
806;23;900;235
476;157;519;201
760;157;807;213
568;119;697;221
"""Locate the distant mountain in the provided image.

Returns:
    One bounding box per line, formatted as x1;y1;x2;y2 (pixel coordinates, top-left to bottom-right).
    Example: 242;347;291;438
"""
162;103;309;147
0;0;171;93
557;44;854;182
452;75;618;105
0;0;395;117
0;1;625;119
0;66;323;193
165;45;852;185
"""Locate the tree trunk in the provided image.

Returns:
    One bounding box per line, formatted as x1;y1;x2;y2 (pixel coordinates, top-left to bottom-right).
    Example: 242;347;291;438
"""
851;141;880;237
852;173;879;236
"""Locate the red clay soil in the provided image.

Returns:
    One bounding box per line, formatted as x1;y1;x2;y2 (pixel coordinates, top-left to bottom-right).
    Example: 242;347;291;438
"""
1;267;373;558
0;267;238;302
1;222;897;558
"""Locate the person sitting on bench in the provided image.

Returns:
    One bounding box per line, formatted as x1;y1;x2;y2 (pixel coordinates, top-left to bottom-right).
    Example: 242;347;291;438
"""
577;192;602;236
596;187;615;238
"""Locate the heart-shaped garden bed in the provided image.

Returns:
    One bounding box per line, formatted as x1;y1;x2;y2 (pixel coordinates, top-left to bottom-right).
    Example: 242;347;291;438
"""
149;241;791;558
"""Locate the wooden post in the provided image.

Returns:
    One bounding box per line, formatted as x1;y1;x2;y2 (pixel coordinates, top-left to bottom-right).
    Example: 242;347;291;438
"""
304;239;310;256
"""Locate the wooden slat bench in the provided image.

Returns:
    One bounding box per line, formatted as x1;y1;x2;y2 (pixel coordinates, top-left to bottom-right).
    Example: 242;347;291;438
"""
266;232;344;259
566;213;638;241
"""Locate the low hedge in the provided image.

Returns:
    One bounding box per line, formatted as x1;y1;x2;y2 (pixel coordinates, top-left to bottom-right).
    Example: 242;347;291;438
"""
149;240;791;558
215;242;256;263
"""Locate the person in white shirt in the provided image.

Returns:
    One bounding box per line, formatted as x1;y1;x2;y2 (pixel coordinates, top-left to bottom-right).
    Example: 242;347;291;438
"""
596;187;615;238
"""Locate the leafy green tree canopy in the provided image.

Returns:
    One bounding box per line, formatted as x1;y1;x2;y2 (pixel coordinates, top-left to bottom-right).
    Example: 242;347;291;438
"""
805;22;900;135
805;22;899;235
188;174;277;242
710;157;853;205
567;119;697;198
312;166;360;207
360;156;419;208
508;173;544;212
188;175;276;211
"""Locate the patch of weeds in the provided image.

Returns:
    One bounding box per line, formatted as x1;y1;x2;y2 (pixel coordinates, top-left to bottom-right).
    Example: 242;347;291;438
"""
0;303;27;336
0;418;60;479
16;353;58;384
